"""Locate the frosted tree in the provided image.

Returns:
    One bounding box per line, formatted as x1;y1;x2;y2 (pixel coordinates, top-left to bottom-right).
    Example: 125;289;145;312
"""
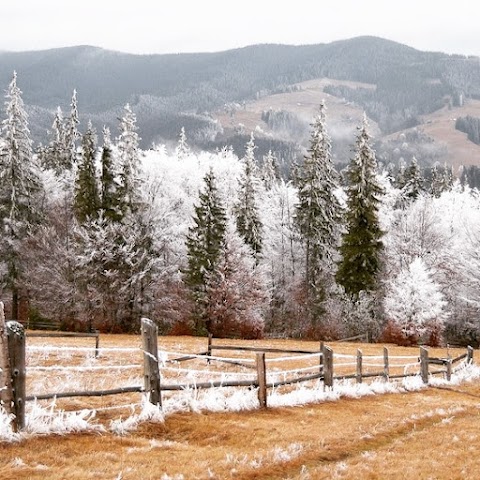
117;104;142;216
0;71;44;319
40;106;70;173
336;115;384;299
63;89;80;170
175;126;190;159
100;127;123;223
384;257;448;339
234;133;262;260
74;121;100;223
261;149;279;190
184;168;227;334
205;228;267;339
294;102;342;321
401;157;424;203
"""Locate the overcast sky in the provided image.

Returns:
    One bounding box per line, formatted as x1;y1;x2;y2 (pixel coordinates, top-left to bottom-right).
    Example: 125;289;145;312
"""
2;1;480;57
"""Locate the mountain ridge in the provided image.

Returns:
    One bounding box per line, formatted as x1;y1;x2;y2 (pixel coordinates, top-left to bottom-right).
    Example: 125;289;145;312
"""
1;36;479;168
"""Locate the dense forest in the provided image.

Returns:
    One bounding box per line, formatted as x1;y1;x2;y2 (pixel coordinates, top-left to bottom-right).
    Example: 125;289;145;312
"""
1;72;480;348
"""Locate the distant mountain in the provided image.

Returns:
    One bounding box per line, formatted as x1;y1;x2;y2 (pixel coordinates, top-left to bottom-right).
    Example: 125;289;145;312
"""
1;36;480;167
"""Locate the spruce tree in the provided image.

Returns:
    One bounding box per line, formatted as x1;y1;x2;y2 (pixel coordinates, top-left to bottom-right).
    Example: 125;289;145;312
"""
401;157;424;202
261;149;279;190
235;133;262;260
294;102;342;319
64;89;80;170
184;168;227;334
175;126;190;159
117;104;141;216
0;71;44;318
336;115;384;298
100;127;122;223
74;121;100;223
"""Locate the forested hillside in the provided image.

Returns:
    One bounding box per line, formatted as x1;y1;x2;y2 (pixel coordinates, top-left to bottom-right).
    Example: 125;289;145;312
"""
2;36;480;168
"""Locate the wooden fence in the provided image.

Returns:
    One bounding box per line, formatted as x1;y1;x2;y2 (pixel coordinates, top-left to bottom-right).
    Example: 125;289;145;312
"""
0;315;475;432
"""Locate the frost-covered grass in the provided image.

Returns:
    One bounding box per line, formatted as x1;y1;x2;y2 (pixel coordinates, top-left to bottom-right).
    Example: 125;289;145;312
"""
2;336;480;480
1;334;477;446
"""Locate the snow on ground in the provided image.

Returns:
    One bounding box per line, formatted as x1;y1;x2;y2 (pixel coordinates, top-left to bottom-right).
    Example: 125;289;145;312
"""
2;362;480;443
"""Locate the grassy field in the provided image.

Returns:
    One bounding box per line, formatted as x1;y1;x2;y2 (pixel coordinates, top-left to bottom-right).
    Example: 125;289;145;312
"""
1;334;479;479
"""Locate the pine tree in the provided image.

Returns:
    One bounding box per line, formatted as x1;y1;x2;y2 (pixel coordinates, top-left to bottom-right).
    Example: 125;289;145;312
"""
0;71;44;318
294;102;342;320
235;133;262;260
117;104;141;216
74;121;100;223
184;168;227;334
430;164;443;198
100;127;122;223
401;157;424;201
261;149;279;190
175;126;190;159
64;89;80;170
336;115;384;299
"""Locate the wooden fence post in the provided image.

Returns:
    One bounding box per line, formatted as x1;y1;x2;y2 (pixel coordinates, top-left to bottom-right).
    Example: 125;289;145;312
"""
141;318;161;407
319;341;324;375
467;346;474;364
383;347;389;381
420;347;429;384
323;345;334;390
207;334;213;364
256;352;267;408
0;302;14;423
446;359;452;381
356;349;363;384
7;321;26;431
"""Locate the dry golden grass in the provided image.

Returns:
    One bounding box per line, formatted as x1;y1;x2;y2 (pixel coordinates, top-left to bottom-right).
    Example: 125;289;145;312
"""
0;334;478;479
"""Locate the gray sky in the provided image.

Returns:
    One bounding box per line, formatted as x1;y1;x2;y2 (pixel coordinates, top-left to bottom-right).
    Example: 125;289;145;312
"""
2;1;480;56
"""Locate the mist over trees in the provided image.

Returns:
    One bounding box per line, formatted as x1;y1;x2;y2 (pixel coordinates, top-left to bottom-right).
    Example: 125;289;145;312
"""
1;72;480;347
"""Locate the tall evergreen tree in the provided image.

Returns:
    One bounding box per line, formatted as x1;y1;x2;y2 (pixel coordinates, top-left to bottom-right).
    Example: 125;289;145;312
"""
294;102;342;319
235;133;262;260
175;126;190;159
184;168;227;334
401;157;424;202
64;89;80;170
100;127;122;223
261;149;279;190
0;72;44;318
336;115;384;298
117;104;141;216
74;121;100;223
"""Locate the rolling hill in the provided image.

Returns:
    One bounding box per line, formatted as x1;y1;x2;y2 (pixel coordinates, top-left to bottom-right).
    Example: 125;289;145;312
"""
1;36;480;169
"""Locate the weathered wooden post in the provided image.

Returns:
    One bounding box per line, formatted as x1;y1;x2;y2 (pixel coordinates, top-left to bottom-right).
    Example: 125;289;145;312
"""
94;331;100;358
0;302;14;423
420;347;429;384
7;321;26;431
323;345;334;390
319;341;324;376
356;349;363;384
446;358;452;381
141;318;161;407
207;333;213;364
467;346;474;365
256;352;267;408
383;347;389;381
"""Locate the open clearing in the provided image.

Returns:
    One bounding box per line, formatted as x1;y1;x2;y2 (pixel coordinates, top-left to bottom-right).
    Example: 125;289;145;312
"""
1;335;480;479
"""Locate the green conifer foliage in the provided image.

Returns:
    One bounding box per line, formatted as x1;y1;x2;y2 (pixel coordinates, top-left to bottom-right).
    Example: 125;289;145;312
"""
336;115;384;298
235;133;263;260
74;122;100;223
294;103;342;319
184;168;227;333
0;71;44;318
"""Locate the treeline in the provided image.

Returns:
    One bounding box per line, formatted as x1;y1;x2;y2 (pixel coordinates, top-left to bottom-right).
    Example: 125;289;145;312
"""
3;73;480;347
455;115;480;145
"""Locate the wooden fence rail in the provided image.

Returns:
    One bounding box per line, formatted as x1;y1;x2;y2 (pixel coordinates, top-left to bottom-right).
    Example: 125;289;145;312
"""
0;316;476;432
